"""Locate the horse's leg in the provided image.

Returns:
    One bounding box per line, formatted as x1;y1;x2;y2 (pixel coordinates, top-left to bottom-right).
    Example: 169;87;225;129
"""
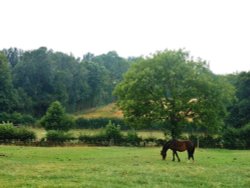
172;150;175;161
175;151;180;162
187;151;195;162
191;147;195;161
191;152;194;161
188;151;191;160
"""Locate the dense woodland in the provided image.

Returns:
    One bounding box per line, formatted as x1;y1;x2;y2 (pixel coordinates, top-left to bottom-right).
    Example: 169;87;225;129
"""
0;47;250;148
0;47;132;116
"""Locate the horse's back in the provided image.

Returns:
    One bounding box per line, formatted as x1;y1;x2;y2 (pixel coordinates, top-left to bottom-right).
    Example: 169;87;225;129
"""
171;140;194;152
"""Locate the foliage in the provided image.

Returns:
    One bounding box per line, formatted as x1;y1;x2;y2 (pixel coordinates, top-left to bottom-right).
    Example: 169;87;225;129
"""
0;122;15;141
1;47;131;116
226;71;250;128
223;124;250;149
114;49;234;138
46;130;74;143
79;122;141;146
40;101;74;131
0;122;36;142
104;121;123;144
75;117;129;129
125;129;142;146
0;112;35;125
0;52;18;113
189;134;222;148
14;127;36;142
13;47;54;116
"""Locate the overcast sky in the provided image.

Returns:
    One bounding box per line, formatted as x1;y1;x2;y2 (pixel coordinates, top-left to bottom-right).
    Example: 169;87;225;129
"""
1;0;250;74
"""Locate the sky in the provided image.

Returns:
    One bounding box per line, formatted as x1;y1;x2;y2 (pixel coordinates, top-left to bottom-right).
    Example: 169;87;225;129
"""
1;0;250;74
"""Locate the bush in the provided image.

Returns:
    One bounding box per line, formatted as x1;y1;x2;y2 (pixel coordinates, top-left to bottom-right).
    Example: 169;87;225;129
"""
125;130;142;146
104;121;122;140
79;134;108;145
79;122;142;146
223;128;246;149
223;124;250;149
189;135;222;148
46;130;74;143
0;112;36;125
75;117;129;130
0;122;36;142
40;101;74;131
239;124;250;149
0;122;15;141
14;128;36;142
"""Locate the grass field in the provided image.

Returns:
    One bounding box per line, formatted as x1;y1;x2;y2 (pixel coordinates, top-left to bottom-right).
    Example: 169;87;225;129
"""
0;146;249;188
75;103;123;119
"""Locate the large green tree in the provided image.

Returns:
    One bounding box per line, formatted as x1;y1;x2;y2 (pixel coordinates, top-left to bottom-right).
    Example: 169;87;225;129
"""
12;47;54;116
40;101;72;131
226;71;250;128
114;50;234;138
0;52;17;112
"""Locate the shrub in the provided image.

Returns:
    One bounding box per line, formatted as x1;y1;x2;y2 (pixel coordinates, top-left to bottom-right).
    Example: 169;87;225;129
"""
46;130;74;143
189;134;222;148
0;122;15;141
0;122;36;142
79;134;108;145
40;101;74;131
104;121;123;145
223;124;250;149
223;128;246;149
125;130;141;146
240;124;250;149
14;128;36;142
0;112;36;125
75;117;129;130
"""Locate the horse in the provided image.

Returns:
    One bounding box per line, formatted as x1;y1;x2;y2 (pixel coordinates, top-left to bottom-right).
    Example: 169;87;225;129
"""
160;140;195;162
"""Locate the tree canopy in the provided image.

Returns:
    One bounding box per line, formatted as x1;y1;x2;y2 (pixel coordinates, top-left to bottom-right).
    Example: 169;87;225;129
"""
1;47;130;116
40;101;72;131
114;50;234;138
226;71;250;128
0;52;17;112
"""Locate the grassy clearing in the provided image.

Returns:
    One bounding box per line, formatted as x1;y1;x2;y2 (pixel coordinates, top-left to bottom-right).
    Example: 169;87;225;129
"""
75;103;123;119
0;146;249;187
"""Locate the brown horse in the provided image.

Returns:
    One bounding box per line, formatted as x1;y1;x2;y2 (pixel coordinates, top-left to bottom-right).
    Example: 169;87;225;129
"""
161;140;195;162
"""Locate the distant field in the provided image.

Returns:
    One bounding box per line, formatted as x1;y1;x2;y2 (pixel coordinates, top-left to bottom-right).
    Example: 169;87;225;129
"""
75;103;123;119
0;146;249;187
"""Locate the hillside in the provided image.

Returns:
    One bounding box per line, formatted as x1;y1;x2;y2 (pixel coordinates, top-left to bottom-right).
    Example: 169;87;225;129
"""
76;103;123;119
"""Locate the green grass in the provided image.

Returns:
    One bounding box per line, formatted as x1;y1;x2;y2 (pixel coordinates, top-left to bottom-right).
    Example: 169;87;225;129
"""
75;103;123;119
0;146;249;187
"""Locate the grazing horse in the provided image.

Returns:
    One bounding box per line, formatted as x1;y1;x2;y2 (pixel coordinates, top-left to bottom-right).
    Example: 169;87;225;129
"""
160;140;195;162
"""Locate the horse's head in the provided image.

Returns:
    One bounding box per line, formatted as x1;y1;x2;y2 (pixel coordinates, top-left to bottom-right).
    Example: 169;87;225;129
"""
160;149;167;160
161;141;171;160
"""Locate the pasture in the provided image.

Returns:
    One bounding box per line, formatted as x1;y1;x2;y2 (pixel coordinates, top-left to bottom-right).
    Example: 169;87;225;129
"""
0;146;249;187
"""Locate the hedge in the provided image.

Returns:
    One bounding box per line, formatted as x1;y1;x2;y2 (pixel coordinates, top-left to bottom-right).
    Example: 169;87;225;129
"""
0;123;36;142
0;112;36;125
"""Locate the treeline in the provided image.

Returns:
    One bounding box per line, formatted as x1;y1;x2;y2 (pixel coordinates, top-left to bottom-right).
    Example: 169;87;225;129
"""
0;47;132;116
1;47;250;149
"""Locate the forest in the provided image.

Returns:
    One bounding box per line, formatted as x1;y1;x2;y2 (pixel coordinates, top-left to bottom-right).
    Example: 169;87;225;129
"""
0;47;250;148
0;47;132;116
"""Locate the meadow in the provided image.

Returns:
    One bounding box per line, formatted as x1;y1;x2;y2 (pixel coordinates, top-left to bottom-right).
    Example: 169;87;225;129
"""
0;146;249;188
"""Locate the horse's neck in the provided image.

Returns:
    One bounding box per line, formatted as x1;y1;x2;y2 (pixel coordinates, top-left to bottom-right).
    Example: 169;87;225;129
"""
165;140;177;150
163;143;170;152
